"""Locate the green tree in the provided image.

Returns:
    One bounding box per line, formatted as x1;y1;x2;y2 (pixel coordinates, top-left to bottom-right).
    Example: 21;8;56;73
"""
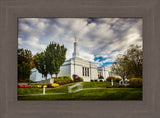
126;45;143;78
111;55;129;81
111;45;142;80
18;62;31;81
18;48;32;82
18;48;32;64
33;52;48;80
45;42;67;78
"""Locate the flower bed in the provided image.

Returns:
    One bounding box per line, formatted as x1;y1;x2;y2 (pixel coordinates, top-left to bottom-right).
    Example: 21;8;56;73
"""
19;83;60;88
51;83;59;87
19;85;31;88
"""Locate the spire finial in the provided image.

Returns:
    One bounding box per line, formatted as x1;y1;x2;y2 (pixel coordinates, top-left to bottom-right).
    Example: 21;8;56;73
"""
75;35;77;41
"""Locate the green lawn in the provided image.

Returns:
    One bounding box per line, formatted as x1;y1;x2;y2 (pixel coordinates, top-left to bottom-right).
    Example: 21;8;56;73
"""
83;81;119;88
18;82;142;100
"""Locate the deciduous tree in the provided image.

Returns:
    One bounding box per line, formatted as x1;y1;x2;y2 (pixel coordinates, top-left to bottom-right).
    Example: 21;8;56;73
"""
111;45;142;80
34;52;48;80
18;48;32;82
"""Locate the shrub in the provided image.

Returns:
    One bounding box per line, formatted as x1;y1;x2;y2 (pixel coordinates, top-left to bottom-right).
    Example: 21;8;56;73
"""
46;83;52;88
106;76;122;82
106;85;112;88
118;85;125;88
51;83;59;87
80;77;84;82
53;76;73;85
62;76;71;80
31;84;48;88
43;85;47;88
72;74;83;82
91;80;94;82
37;85;42;88
99;75;104;79
99;79;103;82
31;84;37;88
26;80;34;83
94;79;98;82
129;78;142;88
106;76;115;82
19;79;34;83
114;77;122;82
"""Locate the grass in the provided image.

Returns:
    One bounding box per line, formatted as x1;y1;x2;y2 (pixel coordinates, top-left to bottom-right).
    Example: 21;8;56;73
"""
83;82;119;88
18;82;142;100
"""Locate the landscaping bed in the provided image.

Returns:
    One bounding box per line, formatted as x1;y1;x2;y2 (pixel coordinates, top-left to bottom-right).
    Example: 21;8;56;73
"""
18;82;142;100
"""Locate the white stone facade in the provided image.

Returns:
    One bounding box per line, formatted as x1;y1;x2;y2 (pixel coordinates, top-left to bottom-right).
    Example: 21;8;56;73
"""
58;57;98;81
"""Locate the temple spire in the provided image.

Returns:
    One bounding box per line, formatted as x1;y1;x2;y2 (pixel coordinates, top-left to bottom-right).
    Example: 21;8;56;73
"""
72;36;79;58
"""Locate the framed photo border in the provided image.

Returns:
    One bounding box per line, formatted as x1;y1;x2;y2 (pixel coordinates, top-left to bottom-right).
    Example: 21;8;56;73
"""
0;0;160;118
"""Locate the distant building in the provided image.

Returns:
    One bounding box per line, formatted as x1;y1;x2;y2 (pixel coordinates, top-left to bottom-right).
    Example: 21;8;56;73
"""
98;66;110;79
30;68;51;82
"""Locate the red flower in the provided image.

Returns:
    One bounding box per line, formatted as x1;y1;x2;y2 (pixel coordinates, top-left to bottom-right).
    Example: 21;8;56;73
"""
19;85;31;88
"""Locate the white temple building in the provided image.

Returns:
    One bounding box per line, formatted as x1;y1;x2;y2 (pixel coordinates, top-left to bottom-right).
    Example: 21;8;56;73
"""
30;37;111;82
58;37;98;81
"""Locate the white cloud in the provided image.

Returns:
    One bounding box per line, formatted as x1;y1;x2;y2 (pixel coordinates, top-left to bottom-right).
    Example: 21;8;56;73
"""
19;23;31;31
26;37;46;50
66;49;73;60
103;58;114;63
79;50;95;62
95;60;103;67
18;38;23;45
18;18;142;66
18;37;47;55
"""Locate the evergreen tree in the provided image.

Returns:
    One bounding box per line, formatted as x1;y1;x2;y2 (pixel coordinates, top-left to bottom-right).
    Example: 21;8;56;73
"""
45;42;56;77
54;44;67;78
33;52;48;80
45;42;67;78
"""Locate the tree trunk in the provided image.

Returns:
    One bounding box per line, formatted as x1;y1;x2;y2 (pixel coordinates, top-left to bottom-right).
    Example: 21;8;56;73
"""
56;74;58;79
123;77;125;84
45;75;47;80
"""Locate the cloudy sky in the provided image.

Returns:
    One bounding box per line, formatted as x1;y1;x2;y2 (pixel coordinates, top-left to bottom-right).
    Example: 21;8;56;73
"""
18;18;142;67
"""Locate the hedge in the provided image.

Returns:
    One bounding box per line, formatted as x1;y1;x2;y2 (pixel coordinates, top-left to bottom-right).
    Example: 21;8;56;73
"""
129;78;142;88
53;76;73;85
106;76;122;82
